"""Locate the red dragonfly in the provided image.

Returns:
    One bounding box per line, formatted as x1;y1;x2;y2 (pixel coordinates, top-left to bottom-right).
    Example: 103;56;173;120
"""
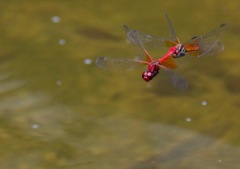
128;14;229;63
96;24;188;90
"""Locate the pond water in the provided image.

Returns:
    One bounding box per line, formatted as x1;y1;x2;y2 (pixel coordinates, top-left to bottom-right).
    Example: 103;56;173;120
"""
0;1;240;169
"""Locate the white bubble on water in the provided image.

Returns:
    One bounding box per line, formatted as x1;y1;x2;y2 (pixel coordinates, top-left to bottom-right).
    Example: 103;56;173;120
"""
58;39;65;45
146;84;151;88
201;101;208;106
32;124;39;129
56;80;62;86
52;16;60;23
186;117;192;122
84;59;92;65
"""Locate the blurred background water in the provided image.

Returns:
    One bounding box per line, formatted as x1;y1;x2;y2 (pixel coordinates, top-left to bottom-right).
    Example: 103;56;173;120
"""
0;0;240;169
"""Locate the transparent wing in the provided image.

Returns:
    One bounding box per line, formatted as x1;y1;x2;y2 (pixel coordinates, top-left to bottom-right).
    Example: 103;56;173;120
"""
122;24;174;51
96;57;188;90
96;55;178;70
184;24;229;57
165;13;180;44
158;64;188;90
95;56;146;71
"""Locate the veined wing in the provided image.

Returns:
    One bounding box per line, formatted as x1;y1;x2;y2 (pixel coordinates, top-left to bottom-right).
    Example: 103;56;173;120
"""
184;24;229;57
96;54;177;71
157;63;188;90
122;24;176;51
169;71;188;90
165;13;180;44
96;56;187;90
95;56;148;71
122;24;155;62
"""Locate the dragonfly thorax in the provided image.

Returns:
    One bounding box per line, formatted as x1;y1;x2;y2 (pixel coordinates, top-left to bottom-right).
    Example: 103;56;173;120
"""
142;64;159;82
173;44;185;58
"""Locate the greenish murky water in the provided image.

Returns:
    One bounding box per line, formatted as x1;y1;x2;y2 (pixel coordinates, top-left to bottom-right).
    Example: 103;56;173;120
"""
0;1;240;169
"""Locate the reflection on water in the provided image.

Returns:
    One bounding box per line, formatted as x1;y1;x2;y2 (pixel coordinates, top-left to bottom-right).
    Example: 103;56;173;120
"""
0;0;239;169
78;26;121;41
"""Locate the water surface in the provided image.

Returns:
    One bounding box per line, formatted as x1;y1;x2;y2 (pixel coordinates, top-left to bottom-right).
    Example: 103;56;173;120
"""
0;1;240;168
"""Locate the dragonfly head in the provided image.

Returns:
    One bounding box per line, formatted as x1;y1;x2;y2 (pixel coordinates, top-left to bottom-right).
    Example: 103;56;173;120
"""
173;44;185;58
142;72;153;82
142;64;159;82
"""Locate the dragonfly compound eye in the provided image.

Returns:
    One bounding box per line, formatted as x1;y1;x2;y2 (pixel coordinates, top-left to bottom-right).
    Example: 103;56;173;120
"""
142;72;152;82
